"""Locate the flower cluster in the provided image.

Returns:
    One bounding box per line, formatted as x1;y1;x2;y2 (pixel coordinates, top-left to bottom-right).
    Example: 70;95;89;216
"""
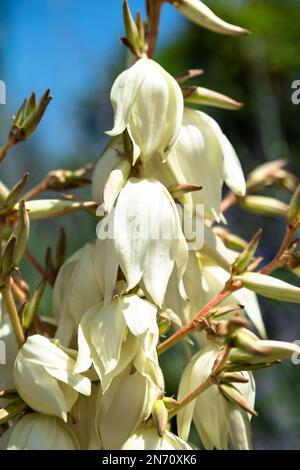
1;0;300;451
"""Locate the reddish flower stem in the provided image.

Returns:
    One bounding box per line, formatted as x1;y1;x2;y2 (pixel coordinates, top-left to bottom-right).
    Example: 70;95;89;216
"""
157;287;234;355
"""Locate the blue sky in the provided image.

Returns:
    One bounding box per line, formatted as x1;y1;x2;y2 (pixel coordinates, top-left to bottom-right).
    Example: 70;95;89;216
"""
2;0;184;157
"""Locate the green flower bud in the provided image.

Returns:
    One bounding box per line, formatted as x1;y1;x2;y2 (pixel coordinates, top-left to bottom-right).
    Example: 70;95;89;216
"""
236;272;300;303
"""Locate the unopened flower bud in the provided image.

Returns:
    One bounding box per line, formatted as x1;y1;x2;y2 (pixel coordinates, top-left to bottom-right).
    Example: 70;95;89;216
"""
16;199;96;220
11;200;30;265
239;195;288;218
152;399;168;437
213;227;248;252
9;90;51;143
233;229;262;274
229;339;300;364
101;159;131;214
0;173;29;214
246;159;289;192
219;383;257;416
171;0;249;35
122;0;143;55
236;272;300;303
184;86;243;111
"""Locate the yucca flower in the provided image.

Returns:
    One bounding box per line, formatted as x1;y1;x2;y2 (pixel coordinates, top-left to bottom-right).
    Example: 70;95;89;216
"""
54;242;103;346
107;58;183;164
75;295;163;395
6;413;79;450
96;178;188;306
14;335;91;421
177;342;255;449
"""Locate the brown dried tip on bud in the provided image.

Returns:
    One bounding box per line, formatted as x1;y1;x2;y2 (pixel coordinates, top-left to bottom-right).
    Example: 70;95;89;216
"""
175;69;204;85
184;86;243;111
288;185;300;228
238;195;288;218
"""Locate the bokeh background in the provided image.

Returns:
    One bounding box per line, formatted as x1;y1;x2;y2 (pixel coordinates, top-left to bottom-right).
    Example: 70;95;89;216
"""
0;0;300;449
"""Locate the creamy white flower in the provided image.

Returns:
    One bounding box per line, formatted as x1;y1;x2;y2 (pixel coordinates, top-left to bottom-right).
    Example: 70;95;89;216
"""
141;109;245;221
69;383;102;450
0;314;18;391
6;413;79;450
177;342;255;449
122;426;192;450
168;109;245;221
97;367;164;450
175;0;249;36
75;295;164;395
107;178;188;306
54;242;103;346
14;335;91;421
107;58;183;164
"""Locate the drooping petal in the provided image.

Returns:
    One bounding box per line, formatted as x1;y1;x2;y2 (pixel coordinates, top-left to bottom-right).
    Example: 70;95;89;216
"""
106;59;148;137
177;342;219;441
113;178;188;306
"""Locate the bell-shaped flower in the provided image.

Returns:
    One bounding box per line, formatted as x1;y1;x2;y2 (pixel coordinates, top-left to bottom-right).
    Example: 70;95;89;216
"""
6;413;79;450
75;295;164;395
167;108;245;221
106;58;183;164
177;342;255;449
142;108;245;221
122;426;192;450
0;314;18;391
96;178;188;307
54;242;103;346
174;0;249;36
97;366;164;450
14;335;91;421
